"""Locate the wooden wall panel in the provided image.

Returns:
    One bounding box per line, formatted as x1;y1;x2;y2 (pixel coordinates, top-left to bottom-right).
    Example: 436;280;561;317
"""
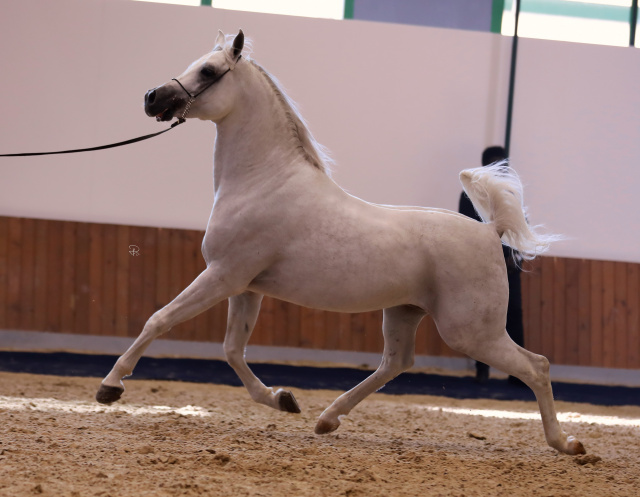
614;263;628;369
552;258;566;364
45;221;63;332
18;218;35;331
0;216;639;370
0;217;7;328
628;263;639;368
115;226;130;337
88;223;102;336
590;260;604;367
101;224;117;335
602;261;616;368
127;225;144;337
7;217;22;329
33;219;48;332
74;222;90;335
60;222;76;333
577;259;591;366
322;311;341;351
564;258;580;365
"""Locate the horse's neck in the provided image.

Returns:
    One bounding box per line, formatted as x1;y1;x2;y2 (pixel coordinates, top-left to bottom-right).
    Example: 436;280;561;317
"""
213;121;302;193
212;72;311;194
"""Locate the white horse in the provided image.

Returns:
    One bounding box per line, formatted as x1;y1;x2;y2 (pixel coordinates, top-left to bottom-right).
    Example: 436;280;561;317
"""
96;30;585;455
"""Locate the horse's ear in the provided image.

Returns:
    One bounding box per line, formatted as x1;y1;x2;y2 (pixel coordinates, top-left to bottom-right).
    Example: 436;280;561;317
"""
232;29;244;60
215;29;225;50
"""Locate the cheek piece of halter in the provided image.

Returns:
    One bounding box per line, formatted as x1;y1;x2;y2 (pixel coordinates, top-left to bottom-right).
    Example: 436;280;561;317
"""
170;55;240;121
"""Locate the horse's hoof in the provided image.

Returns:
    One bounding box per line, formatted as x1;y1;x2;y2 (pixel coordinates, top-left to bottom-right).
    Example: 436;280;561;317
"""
566;436;586;455
277;390;301;413
96;384;124;404
314;417;340;435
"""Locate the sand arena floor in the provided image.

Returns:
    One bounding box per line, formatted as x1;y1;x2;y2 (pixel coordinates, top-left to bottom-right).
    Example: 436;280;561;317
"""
1;371;639;496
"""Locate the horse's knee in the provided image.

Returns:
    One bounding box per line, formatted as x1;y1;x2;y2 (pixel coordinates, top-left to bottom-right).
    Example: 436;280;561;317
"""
144;311;169;336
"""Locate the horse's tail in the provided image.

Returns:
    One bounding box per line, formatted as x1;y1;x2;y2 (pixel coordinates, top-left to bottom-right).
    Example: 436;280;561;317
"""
459;160;560;261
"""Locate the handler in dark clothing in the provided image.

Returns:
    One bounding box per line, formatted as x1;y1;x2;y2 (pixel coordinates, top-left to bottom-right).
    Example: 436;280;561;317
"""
458;146;525;385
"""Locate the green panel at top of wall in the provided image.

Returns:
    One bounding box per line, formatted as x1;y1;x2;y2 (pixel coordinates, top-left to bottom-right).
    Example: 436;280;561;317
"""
344;0;355;19
201;0;212;6
492;0;505;32
505;0;631;22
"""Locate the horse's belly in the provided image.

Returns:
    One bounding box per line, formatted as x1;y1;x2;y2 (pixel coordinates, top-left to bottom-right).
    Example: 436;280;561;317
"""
247;255;427;313
249;281;409;313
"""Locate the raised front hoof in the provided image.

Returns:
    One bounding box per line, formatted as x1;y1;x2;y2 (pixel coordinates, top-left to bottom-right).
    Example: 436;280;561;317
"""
314;417;340;435
277;390;301;413
565;436;586;455
96;384;124;405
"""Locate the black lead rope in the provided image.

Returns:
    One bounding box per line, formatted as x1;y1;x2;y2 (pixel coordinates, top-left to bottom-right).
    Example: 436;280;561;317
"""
0;55;240;158
0;118;185;157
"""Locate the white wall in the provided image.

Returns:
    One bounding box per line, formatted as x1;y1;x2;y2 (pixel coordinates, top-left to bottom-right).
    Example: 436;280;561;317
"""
0;0;638;263
512;39;640;262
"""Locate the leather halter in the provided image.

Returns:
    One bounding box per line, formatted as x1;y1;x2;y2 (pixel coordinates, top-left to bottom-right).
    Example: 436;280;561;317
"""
171;55;241;120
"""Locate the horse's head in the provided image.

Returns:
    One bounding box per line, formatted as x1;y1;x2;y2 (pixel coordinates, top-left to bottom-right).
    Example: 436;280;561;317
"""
144;29;245;123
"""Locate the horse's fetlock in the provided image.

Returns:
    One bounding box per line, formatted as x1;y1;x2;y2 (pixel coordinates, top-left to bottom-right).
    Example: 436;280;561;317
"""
250;386;275;406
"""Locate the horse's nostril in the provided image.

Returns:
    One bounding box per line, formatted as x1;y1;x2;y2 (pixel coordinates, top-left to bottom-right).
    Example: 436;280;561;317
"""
147;89;156;104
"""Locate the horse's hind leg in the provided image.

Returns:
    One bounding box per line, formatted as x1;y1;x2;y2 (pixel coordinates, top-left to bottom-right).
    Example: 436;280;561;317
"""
442;324;585;455
224;292;300;413
315;305;425;434
96;266;238;404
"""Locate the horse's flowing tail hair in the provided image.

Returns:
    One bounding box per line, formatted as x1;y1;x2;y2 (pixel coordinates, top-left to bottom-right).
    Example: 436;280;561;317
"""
459;161;561;261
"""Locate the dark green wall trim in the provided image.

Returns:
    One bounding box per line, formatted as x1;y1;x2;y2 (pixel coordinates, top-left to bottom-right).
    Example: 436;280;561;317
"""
344;0;355;19
491;0;505;33
201;0;212;6
631;0;638;46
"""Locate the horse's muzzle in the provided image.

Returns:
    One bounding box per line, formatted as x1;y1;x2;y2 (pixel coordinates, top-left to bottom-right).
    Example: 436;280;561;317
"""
144;86;182;121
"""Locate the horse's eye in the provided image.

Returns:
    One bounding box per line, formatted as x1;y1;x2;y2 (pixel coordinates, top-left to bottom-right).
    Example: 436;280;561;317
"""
201;67;215;78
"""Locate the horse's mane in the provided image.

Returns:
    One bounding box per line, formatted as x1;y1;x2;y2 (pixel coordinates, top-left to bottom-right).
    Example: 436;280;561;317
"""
248;60;333;175
219;35;332;174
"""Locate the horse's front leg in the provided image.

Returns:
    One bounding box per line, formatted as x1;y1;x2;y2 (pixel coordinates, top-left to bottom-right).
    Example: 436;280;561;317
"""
315;305;425;434
224;292;300;413
96;266;240;404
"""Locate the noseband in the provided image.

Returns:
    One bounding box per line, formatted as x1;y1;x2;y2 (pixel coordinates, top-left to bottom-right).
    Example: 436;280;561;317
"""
171;55;241;120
